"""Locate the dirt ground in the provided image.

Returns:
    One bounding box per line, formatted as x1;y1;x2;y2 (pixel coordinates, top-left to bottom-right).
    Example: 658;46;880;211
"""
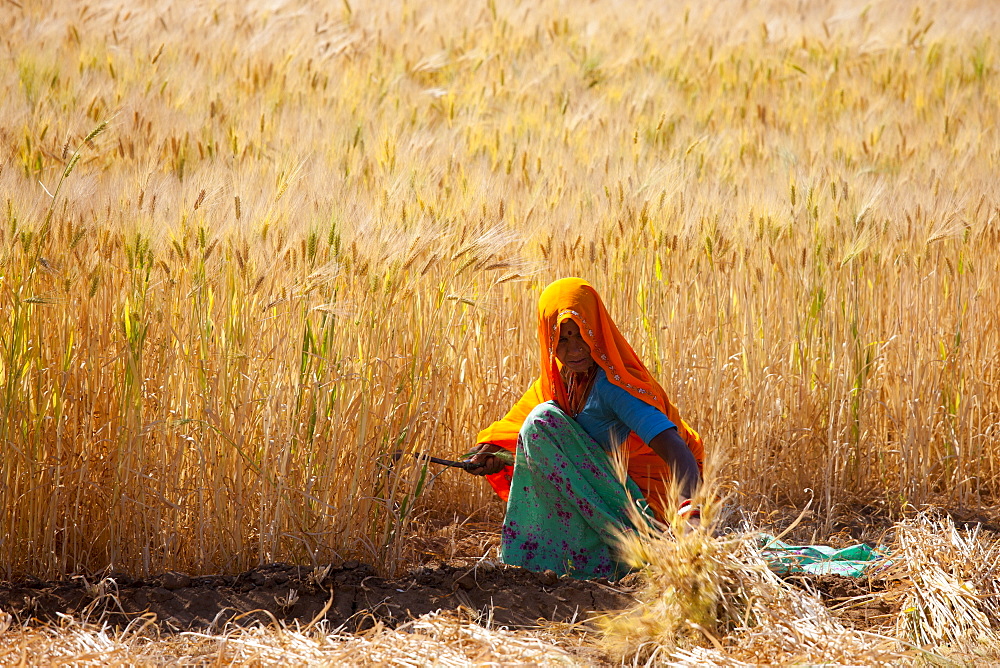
0;558;903;638
0;559;638;633
2;503;994;637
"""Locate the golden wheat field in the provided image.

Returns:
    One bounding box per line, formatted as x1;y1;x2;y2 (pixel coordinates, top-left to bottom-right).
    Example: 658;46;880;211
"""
2;0;1000;663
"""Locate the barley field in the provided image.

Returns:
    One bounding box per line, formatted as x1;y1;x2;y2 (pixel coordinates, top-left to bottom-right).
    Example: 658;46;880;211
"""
2;0;999;663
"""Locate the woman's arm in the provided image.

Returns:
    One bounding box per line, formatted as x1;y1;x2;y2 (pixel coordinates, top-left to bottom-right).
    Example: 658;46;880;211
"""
647;427;700;500
593;374;701;500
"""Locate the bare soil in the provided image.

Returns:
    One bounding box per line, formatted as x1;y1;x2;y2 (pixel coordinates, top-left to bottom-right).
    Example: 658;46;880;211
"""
0;561;907;643
3;503;992;636
0;561;638;633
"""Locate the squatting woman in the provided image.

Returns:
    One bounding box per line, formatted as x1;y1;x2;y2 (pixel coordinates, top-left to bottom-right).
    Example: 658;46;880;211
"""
465;277;704;580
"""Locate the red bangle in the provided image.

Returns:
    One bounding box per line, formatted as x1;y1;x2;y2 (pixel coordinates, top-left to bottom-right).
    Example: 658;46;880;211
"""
678;500;701;520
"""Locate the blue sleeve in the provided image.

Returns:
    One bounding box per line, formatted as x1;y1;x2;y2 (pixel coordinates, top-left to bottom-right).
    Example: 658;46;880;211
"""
597;375;676;443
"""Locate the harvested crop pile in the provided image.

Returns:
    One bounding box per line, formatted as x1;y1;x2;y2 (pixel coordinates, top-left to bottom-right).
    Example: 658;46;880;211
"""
596;510;1000;666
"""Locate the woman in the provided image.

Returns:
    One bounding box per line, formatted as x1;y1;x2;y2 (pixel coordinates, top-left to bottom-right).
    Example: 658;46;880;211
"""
465;277;704;580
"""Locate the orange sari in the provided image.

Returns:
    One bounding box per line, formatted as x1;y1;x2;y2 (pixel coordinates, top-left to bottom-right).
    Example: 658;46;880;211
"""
476;277;704;519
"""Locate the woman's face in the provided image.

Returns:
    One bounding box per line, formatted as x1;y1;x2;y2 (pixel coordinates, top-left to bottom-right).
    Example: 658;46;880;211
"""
555;319;596;373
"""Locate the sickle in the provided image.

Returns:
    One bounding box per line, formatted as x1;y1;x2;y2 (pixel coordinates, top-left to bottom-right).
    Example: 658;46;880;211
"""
389;451;478;471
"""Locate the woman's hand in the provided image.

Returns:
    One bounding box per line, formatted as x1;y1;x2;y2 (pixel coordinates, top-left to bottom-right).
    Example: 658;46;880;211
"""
464;443;508;476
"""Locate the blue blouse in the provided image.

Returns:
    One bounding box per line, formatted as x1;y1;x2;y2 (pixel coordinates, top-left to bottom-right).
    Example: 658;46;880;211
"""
574;368;676;450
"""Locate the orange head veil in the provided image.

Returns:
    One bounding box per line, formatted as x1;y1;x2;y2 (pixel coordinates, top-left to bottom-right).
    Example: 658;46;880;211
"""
476;277;703;513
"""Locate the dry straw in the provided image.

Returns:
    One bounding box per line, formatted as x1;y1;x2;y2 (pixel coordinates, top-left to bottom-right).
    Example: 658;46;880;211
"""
888;511;1000;655
600;499;1000;665
0;610;578;666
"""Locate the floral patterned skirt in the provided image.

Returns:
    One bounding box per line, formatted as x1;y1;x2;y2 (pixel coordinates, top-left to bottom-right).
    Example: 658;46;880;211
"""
500;401;654;580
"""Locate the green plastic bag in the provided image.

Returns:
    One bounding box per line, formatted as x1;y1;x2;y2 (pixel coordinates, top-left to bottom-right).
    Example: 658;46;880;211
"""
759;534;888;577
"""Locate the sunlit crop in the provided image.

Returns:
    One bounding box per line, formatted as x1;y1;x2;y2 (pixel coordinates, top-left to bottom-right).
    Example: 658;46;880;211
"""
2;0;997;592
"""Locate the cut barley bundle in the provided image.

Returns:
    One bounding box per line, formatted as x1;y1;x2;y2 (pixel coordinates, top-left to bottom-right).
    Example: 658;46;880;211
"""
600;506;1000;665
600;496;905;666
887;511;1000;656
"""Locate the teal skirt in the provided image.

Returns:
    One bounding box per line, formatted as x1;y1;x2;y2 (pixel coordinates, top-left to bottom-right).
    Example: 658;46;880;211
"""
500;401;654;580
